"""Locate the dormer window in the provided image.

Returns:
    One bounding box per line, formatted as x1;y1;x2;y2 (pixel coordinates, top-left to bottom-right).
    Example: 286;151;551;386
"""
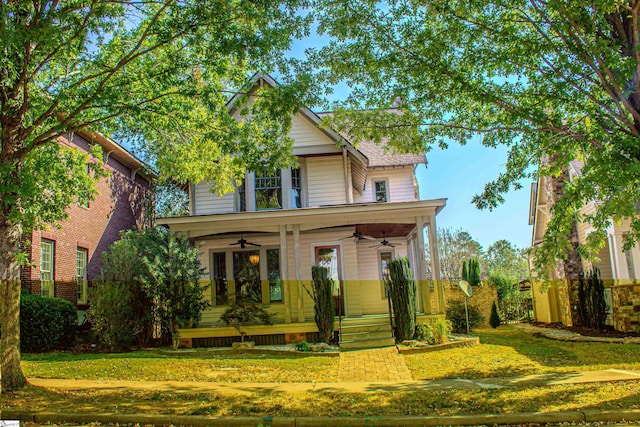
374;179;389;202
256;170;282;210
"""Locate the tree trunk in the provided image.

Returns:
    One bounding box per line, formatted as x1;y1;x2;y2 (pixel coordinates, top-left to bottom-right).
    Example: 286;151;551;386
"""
0;217;28;392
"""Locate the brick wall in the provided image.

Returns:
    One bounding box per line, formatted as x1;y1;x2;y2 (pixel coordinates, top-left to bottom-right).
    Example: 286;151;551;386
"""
20;134;151;306
444;281;498;327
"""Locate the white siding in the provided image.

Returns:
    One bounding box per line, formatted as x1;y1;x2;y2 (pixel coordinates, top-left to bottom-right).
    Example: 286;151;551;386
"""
289;113;340;151
306;156;347;206
193;181;235;215
354;167;417;204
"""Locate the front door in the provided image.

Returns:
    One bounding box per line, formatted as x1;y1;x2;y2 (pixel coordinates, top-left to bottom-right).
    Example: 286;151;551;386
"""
315;246;345;316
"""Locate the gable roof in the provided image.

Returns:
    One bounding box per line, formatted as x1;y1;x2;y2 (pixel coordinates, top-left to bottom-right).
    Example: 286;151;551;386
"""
316;111;426;168
227;72;367;166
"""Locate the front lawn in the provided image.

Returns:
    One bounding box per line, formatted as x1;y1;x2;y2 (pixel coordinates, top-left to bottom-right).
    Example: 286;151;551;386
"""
404;325;640;380
2;381;639;417
22;351;338;383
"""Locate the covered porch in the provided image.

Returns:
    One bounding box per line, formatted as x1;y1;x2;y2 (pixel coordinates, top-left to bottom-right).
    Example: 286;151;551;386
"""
159;199;447;346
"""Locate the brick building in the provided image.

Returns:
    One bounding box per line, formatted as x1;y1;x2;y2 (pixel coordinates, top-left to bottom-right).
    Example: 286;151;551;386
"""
20;131;155;308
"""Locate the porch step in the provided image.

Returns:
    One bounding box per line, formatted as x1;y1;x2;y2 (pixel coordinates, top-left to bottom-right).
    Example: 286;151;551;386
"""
340;337;396;350
339;315;395;350
340;330;394;341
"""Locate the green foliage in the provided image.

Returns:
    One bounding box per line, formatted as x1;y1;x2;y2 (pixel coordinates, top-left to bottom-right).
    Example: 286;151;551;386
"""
461;261;468;282
485;240;528;284
92;227;209;347
463;258;482;286
312;0;640;272
446;300;484;334
414;323;435;344
87;281;141;351
431;318;452;344
577;268;608;330
20;292;77;353
220;296;274;342
489;301;501;329
387;257;416;342
306;266;335;344
293;341;312;352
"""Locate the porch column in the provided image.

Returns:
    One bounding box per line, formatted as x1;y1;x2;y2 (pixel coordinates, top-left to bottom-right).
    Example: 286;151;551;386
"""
293;224;305;322
280;225;291;323
427;214;444;314
415;216;431;314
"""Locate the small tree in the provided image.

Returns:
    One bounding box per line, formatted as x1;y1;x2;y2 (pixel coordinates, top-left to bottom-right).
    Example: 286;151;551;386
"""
577;267;608;330
468;258;482;286
489;301;501;329
220;297;275;342
387;257;417;341
461;260;468;282
305;266;335;344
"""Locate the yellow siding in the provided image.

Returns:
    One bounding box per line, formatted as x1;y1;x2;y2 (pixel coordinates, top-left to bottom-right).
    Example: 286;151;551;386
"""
356;239;408;315
354;167;417;203
306;156;347;206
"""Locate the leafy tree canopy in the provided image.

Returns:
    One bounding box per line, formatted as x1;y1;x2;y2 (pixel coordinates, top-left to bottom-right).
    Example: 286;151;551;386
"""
425;227;483;281
311;0;640;271
0;0;311;392
485;239;529;283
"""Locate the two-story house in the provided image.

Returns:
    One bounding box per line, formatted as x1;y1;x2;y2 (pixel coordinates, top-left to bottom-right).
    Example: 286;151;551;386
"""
159;73;447;349
528;160;640;332
20;131;155;309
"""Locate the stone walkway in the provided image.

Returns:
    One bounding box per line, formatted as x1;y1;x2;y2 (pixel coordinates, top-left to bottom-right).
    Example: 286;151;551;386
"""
513;323;640;344
338;346;413;382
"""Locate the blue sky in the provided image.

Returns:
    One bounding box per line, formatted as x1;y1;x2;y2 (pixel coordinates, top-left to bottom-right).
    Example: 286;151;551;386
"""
416;142;532;251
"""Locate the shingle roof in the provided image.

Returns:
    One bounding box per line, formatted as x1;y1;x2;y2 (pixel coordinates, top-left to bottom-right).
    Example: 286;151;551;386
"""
316;111;426;167
356;139;426;167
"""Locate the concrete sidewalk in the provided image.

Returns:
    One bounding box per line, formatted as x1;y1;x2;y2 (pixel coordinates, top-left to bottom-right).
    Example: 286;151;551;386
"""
28;368;640;394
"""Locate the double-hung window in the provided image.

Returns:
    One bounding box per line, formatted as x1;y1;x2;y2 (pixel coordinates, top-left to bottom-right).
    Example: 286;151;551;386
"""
40;240;54;298
255;170;282;210
77;248;88;303
374;180;389;202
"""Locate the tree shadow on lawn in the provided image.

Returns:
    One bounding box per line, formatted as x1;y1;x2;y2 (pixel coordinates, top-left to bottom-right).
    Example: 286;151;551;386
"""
476;327;640;371
22;350;308;363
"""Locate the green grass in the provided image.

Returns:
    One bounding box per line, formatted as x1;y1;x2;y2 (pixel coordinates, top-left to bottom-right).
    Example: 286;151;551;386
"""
22;351;339;383
2;382;639;417
404;325;640;380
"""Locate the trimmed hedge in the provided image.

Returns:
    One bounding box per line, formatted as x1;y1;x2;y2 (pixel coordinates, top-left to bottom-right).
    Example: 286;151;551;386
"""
20;291;77;352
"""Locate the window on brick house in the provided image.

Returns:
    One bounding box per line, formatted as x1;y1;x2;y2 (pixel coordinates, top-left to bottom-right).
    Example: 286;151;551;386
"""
40;240;54;298
78;162;91;208
77;247;88;303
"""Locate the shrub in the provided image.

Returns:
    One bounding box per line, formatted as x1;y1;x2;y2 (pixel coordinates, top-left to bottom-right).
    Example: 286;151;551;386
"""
432;318;452;344
87;281;142;350
489;301;501;328
294;340;312;352
95;227;209;346
446;299;484;333
220;296;274;342
306;266;335;344
577;267;607;330
20;291;77;352
414;323;435;344
387;257;416;342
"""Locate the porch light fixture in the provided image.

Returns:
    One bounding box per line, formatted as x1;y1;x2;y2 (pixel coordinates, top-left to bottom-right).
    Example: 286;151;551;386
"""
249;254;260;265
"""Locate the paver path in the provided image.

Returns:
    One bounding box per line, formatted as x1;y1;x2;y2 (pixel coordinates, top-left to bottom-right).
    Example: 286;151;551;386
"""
338;346;412;382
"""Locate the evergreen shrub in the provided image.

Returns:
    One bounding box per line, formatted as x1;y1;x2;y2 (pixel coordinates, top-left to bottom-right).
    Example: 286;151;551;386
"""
20;291;77;352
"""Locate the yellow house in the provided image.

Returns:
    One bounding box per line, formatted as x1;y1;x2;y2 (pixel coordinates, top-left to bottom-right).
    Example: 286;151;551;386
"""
528;160;640;332
158;73;447;349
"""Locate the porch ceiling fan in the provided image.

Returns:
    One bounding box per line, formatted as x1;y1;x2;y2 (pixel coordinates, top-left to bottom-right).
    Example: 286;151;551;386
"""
369;232;401;249
229;233;261;249
340;231;375;243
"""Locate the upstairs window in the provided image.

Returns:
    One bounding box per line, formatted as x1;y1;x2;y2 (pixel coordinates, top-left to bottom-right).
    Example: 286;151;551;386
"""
238;178;246;212
374;179;389;202
291;168;302;208
40;240;54;298
255;170;282;210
